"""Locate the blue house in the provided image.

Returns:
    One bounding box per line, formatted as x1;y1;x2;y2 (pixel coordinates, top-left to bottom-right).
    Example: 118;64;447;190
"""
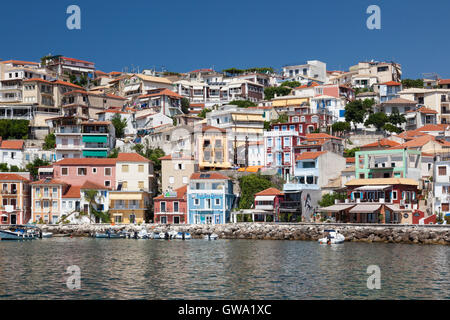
187;172;235;224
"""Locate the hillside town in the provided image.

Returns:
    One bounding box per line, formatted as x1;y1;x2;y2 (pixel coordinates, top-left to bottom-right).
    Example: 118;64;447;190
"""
0;56;449;227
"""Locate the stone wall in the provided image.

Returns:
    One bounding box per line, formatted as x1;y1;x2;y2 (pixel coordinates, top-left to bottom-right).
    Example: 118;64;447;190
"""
33;223;450;245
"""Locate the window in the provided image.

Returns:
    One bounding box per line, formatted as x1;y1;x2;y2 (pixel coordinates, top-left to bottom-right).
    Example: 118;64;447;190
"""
114;215;122;223
267;138;273;147
62;168;68;176
392;191;398;200
284;152;290;163
174;201;179;212
122;165;129;172
122;181;128;189
215;198;220;206
169;176;175;184
284;137;290;147
138;165;144;172
161;202;166;212
35;201;41;210
105;168;111;176
52;201;58;210
105;181;111;187
62;201;66;209
182;176;188;184
138;181;144;189
52;187;58;195
438;166;447;176
77;168;87;176
194;198;200;206
92;168;97;174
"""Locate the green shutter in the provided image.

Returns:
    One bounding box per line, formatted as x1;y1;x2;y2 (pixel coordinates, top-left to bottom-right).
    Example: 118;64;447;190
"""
82;135;108;143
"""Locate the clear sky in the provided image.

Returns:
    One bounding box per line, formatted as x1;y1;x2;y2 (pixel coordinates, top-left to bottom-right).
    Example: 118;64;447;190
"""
1;0;449;78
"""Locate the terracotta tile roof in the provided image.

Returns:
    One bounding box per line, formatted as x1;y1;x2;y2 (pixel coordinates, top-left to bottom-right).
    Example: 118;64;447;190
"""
189;68;213;73
63;185;81;198
96;108;128;115
346;157;355;163
381;81;402;86
30;178;66;185
63;89;88;96
415;124;449;132
81;180;108;190
294;81;320;89
154;185;187;200
54;158;117;166
23;78;52;84
138;89;182;99
295;151;327;161
0;173;29;182
116;153;150;162
190;172;230;180
438;79;450;85
52;80;83;89
1;60;39;65
381;97;416;105
360;139;400;148
416;107;438;114
255;187;284;196
389;135;435;149
61;56;94;65
0;140;24;150
199;125;226;133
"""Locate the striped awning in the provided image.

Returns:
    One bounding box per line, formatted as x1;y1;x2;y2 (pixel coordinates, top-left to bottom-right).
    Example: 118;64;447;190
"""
319;204;355;212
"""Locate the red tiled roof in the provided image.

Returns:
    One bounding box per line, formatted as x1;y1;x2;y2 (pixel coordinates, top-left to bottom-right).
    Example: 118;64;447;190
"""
23;78;52;84
116;153;150;162
30;178;66;185
190;172;230;180
199;125;226;133
0;140;24;150
294;81;320;89
305;133;342;140
63;89;88;96
0;173;29;182
189;68;213;73
1;60;39;65
389;135;435;149
415;124;449;132
154;185;187;200
360;139;400;148
52;80;84;89
438;79;450;85
381;81;402;86
138;89;182;99
61;56;94;65
382;97;416;105
255;187;284;196
346;157;355;163
295;151;327;161
81;180;108;190
416;107;438;114
63;185;81;198
96;108;128;115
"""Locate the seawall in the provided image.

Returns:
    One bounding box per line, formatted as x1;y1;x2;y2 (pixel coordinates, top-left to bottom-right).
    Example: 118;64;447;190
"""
35;223;450;245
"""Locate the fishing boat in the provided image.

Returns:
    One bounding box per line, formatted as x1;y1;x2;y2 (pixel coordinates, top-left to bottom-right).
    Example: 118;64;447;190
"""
318;229;345;244
203;233;218;240
175;232;192;240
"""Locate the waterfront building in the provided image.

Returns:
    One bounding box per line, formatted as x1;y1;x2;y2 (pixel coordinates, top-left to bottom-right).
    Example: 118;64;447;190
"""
187;172;236;224
0;173;31;225
0;139;25;168
159;154;198;193
252;187;285;222
153;185;187;224
433;160;450;219
30;178;67;224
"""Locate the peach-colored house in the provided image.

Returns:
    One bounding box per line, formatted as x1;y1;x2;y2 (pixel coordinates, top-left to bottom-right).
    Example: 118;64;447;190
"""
0;173;31;224
30;178;68;224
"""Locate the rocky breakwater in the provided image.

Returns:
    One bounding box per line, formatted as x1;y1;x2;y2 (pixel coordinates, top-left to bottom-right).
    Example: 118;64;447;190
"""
39;223;450;245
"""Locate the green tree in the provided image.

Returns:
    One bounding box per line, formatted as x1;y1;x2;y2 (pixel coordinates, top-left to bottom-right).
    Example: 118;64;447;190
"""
383;123;403;134
401;79;424;88
111;113;128;138
344;147;360;158
26;158;50;180
9;165;20;172
388;110;406;126
229;100;256;108
364;112;389;131
264;86;291;100
238;174;274;209
270;113;289;124
141;147;165;172
0;163;9;172
107;148;119;158
83;189;110;223
332;121;351;133
280;81;301;88
198;108;212;118
0;119;29;139
344;100;370;130
43;133;56;150
181;98;190;114
132;143;145;155
318;193;347;208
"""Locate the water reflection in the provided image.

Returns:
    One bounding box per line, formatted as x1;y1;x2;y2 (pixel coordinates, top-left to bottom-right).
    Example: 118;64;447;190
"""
0;239;448;299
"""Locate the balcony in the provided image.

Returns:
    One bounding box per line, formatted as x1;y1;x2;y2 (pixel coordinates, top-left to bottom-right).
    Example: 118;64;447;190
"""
279;201;302;210
0;84;22;91
441;108;450;114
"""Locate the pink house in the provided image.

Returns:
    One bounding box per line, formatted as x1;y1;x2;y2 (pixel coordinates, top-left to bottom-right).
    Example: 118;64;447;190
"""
52;158;117;188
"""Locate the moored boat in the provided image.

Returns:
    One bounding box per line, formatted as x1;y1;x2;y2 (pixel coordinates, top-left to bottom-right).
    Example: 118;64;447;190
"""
318;229;345;244
0;228;36;240
203;233;218;240
175;232;192;240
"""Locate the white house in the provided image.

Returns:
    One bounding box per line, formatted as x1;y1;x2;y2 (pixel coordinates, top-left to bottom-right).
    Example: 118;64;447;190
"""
0;139;25;168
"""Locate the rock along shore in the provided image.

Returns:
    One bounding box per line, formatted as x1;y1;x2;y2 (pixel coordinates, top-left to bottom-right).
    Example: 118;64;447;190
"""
36;223;450;245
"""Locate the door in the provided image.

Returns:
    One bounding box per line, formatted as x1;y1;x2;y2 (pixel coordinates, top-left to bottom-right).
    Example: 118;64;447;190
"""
205;215;213;224
129;214;136;224
173;216;180;224
10;214;16;225
161;216;167;224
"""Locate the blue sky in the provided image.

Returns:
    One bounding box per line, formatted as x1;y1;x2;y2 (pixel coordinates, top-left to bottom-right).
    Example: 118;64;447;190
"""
1;0;449;78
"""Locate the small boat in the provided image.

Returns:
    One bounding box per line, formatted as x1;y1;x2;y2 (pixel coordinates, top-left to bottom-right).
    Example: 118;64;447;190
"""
137;229;149;239
0;228;36;240
175;232;192;240
95;229;126;239
41;232;53;238
318;229;345;244
203;233;218;240
168;230;178;239
159;232;166;239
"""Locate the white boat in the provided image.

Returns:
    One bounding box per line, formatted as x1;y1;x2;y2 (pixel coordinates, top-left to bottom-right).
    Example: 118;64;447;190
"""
318;229;345;244
0;229;35;240
41;232;53;238
175;232;192;240
137;229;149;239
168;231;178;239
151;232;160;239
159;232;166;239
203;233;218;240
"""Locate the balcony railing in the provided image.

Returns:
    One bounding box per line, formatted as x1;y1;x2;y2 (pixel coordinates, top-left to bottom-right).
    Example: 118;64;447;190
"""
279;201;302;209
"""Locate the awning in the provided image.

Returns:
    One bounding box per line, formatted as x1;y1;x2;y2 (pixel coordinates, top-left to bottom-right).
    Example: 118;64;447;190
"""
83;135;108;143
354;185;391;191
349;204;382;213
124;84;140;92
319;204;355;212
385;204;404;212
82;150;108;157
255;195;275;201
1;214;8;217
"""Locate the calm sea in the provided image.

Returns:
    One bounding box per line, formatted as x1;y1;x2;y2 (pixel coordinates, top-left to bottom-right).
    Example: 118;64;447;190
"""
0;238;448;299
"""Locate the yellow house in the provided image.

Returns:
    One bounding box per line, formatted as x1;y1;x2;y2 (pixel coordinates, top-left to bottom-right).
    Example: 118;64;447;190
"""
195;125;230;170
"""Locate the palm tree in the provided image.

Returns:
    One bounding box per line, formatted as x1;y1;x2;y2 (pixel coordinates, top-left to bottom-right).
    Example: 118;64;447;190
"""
83;189;110;223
